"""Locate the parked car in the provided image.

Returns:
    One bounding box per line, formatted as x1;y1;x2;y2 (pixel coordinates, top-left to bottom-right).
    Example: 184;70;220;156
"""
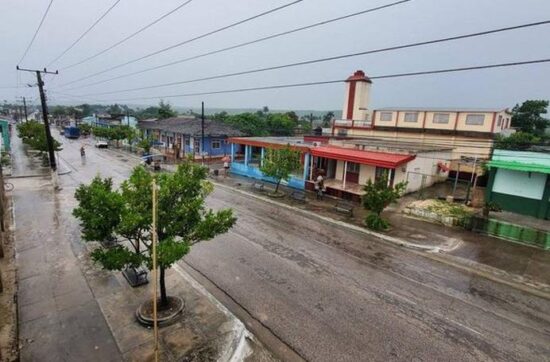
95;140;108;148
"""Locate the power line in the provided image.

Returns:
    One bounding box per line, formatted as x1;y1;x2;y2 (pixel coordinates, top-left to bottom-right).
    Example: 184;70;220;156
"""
57;0;411;90
68;19;550;96
72;58;550;102
60;0;195;70
18;0;55;65
47;0;122;67
55;0;304;87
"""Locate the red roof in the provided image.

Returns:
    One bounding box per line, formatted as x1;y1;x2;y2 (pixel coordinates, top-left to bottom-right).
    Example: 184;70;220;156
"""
311;146;415;169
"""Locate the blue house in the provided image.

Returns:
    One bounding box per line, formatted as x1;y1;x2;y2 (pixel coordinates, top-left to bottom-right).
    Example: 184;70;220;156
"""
138;117;243;160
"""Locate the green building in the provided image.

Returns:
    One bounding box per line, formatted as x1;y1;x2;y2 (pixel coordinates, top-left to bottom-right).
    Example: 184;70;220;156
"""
0;119;10;152
486;150;550;219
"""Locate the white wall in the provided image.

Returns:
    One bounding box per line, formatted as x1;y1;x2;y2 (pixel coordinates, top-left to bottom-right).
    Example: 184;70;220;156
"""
493;168;546;200
403;150;452;192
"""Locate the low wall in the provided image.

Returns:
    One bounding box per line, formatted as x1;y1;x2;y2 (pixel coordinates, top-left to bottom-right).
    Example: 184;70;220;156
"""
230;163;305;190
466;216;550;250
403;207;463;227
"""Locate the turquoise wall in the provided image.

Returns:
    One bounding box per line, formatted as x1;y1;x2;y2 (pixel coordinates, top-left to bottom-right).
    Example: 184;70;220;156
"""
0;119;10;151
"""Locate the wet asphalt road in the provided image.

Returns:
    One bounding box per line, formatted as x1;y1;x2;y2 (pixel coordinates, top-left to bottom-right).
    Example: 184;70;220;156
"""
54;136;550;362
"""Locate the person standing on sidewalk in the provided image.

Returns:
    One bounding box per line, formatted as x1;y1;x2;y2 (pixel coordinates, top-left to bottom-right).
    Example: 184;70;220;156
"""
315;173;325;200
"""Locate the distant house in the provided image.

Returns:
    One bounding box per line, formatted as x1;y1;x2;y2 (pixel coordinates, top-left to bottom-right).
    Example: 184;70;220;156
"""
0;118;10;151
138;117;243;159
486;150;550;219
82;114;138;128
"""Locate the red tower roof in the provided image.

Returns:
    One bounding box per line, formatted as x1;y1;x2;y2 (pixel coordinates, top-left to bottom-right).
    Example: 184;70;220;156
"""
346;70;372;83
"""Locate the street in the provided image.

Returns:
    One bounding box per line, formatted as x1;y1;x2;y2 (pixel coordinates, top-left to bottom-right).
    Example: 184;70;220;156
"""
48;136;550;361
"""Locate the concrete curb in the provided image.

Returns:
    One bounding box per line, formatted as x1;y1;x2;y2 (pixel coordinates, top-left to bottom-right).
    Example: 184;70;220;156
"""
212;181;440;252
212;181;550;300
172;264;252;361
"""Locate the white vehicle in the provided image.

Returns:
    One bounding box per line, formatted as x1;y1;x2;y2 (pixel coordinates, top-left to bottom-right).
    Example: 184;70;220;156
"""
95;140;108;148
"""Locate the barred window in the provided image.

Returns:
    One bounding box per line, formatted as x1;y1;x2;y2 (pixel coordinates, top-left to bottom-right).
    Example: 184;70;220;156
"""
433;113;450;124
380;112;393;122
465;114;485;125
404;112;418;122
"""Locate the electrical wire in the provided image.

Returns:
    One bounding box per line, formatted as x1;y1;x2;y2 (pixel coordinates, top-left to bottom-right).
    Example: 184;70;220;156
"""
66;19;550;96
75;58;550;102
55;0;304;86
60;0;195;70
47;0;121;67
18;0;55;65
57;0;411;89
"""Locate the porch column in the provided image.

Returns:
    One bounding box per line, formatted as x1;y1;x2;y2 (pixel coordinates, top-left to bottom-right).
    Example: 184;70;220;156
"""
309;155;314;181
260;147;265;167
244;145;250;166
343;161;348;189
303;153;310;180
230;143;235;162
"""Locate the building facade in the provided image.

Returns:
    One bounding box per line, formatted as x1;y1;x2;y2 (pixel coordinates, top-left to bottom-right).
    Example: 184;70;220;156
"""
332;70;512;176
138;117;243;159
486;150;550;219
229;136;451;200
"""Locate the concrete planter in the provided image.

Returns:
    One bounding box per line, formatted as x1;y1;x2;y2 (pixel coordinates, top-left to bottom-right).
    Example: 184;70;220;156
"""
403;207;463;227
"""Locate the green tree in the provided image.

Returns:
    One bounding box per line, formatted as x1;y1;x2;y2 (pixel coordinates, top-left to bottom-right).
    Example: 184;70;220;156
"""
16;120;62;153
158;100;177;119
511;100;549;135
260;145;301;194
322;111;335;127
362;176;407;231
73;176;124;242
72;163;236;307
494;131;541;150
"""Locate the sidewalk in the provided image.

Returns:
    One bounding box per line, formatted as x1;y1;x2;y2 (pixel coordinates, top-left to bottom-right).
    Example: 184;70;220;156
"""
12;134;277;362
210;172;550;293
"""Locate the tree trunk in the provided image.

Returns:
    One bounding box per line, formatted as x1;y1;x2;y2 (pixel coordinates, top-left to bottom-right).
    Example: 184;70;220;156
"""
159;266;168;308
275;179;281;193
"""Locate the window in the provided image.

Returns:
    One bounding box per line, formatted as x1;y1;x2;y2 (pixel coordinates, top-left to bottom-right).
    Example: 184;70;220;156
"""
433;113;450;124
375;167;388;182
347;162;360;173
465;114;485;125
404;112;418;123
380;112;393;122
211;139;221;150
497;115;502;127
185;138;190;146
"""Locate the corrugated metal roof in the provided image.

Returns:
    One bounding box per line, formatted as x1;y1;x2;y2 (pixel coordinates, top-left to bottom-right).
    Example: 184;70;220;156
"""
488;150;550;174
311;146;415;168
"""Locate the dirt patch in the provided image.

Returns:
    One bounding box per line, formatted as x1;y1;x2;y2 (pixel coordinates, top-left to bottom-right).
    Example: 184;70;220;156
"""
0;198;18;362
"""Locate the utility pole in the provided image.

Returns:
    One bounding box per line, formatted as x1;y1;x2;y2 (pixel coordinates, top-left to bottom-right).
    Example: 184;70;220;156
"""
16;66;59;187
21;97;28;121
201;101;205;166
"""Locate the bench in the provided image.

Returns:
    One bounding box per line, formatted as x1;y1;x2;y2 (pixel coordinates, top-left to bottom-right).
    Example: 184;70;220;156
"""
290;190;306;203
251;182;265;191
122;266;149;288
334;201;354;216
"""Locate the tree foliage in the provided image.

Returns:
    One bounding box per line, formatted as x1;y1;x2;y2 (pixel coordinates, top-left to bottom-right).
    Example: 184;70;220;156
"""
494;131;541;150
511;100;549;135
361;176;407;231
72;163;236;306
260;145;301;193
214;111;298;136
158;100;177;119
16;120;62;153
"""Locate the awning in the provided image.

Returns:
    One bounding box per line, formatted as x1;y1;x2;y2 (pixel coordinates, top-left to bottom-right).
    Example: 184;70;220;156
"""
311;146;415;169
488;160;550;174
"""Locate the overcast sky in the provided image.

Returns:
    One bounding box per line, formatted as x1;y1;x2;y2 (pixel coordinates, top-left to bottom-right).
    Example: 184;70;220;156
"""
1;0;550;112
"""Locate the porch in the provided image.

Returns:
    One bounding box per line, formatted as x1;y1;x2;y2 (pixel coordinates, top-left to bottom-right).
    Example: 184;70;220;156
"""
228;137;311;190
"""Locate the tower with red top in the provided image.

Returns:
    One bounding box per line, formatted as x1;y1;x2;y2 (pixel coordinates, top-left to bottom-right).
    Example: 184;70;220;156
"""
342;70;372;122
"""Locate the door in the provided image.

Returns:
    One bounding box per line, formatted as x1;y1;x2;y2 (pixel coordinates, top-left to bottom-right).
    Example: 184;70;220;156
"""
345;162;360;183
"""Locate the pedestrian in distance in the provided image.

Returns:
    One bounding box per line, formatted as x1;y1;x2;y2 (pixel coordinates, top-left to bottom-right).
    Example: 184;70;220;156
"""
222;155;231;178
